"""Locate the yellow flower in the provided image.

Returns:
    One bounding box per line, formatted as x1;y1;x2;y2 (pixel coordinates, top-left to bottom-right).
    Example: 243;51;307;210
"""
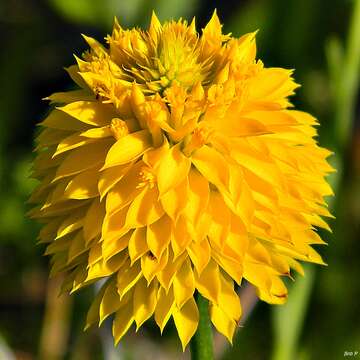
30;11;334;349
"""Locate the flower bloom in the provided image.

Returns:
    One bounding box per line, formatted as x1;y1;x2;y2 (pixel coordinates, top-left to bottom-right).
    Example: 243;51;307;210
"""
30;11;334;349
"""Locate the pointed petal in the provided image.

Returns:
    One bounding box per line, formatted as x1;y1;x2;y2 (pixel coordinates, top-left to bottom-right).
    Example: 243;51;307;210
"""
141;249;168;283
102;231;131;261
160;180;188;221
128;227;148;264
125;187;164;228
54;139;112;181
157;144;191;195
83;199;104;244
113;299;134;345
98;163;132;200
147;215;172;259
195;259;221;304
58;101;117;127
53;132;97;157
103;130;152;168
149;11;162;39
133;278;157;329
99;279;121;325
117;261;142;299
173;298;199;351
85;279;109;329
192;145;229;191
155;287;175;333
63;169;99;199
40;109;90;131
210;304;236;343
184;169;209;224
173;258;195;308
187;238;211;275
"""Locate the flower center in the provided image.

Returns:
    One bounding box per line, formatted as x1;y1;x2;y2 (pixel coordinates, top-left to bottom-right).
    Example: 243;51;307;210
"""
109;22;211;93
154;32;204;91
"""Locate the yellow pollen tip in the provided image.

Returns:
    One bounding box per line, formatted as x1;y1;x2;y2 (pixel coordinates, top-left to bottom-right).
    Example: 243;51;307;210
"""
137;167;156;189
183;126;212;156
110;118;129;140
193;127;210;146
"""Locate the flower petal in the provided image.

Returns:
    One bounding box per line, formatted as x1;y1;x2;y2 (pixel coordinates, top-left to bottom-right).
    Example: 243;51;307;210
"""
192;145;229;191
99;279;121;325
195;259;221;304
128;227;148;264
157;144;191;195
210;304;236;343
173;297;199;351
83;199;104;244
147;215;172;259
155;287;175;333
54;139;112;181
133;278;157;330
58;101;117;127
173;258;195;308
113;297;134;345
103;130;152;168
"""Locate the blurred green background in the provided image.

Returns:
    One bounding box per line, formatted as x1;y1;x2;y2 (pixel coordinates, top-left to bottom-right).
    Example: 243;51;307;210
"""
0;0;359;359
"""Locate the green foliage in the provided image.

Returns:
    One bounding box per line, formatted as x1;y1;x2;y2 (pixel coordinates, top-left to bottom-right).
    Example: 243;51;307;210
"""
271;267;315;360
48;0;145;27
48;0;199;29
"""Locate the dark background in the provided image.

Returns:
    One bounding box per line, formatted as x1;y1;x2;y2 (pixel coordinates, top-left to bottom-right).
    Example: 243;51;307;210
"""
0;0;359;359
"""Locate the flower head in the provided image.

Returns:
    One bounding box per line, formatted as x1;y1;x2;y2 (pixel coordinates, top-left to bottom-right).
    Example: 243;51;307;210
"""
30;11;334;349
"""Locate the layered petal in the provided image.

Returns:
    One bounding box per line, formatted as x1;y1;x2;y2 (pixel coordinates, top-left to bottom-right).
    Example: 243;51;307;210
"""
31;10;333;351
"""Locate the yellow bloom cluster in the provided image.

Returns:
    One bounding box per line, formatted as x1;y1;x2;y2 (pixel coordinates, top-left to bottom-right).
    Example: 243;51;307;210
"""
30;11;334;349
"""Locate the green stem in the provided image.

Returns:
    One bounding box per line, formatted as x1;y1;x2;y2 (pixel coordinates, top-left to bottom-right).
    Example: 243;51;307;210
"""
190;293;214;360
